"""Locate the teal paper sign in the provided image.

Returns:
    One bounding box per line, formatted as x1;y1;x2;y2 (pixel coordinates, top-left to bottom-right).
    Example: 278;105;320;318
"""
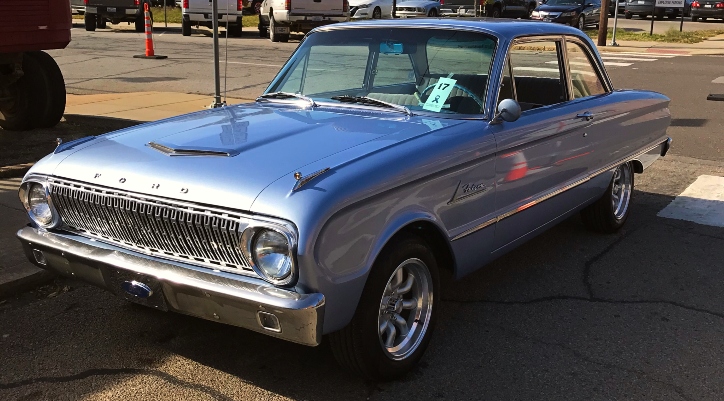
423;78;457;112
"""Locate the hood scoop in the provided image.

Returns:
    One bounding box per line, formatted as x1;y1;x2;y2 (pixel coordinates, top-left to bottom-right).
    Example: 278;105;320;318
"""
148;141;233;157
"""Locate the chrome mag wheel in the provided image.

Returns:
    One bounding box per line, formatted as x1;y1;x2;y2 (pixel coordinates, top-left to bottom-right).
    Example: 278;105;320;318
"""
611;163;632;220
378;258;433;360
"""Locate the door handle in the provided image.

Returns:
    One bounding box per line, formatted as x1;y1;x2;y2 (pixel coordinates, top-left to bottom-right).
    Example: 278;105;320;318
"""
576;112;594;121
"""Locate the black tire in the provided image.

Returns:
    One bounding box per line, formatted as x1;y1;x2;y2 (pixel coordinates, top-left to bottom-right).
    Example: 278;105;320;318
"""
624;11;632;19
329;234;440;381
655;12;664;20
427;8;438;16
373;6;382;18
524;3;535;18
135;7;151;32
26;51;66;129
269;15;279;42
259;25;268;37
97;16;107;29
0;63;31;131
228;22;242;37
491;5;501;17
701;17;707;21
692;15;699;21
85;13;96;31
576;15;585;29
182;19;191;36
581;163;634;233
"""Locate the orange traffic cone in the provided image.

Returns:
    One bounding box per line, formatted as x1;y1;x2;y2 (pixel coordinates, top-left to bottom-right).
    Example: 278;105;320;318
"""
134;3;167;59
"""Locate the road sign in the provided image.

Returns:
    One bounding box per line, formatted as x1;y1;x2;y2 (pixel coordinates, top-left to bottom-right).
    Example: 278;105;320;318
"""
655;0;684;7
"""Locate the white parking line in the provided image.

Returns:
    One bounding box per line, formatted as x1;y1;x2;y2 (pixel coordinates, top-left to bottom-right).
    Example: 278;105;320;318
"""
713;76;724;84
599;56;657;62
604;51;690;57
557;60;633;67
222;61;283;67
658;175;724;228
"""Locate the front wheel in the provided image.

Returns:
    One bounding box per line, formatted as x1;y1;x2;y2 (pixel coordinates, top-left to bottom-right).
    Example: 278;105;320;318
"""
427;8;438;17
372;6;382;18
490;6;501;17
576;15;585;30
329;235;440;380
581;162;634;233
182;19;191;36
624;11;632;19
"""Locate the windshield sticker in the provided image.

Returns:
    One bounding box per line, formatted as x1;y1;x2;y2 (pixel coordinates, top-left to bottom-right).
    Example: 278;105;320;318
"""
423;77;457;113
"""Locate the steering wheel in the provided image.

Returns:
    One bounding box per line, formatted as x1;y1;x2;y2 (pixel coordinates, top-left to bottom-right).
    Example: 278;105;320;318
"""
421;82;484;110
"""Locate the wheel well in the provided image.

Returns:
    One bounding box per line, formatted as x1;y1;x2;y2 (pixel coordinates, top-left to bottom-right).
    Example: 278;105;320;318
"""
393;221;455;279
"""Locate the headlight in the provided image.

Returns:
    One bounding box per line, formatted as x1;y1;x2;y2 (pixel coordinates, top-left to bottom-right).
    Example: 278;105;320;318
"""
19;181;58;228
251;229;294;284
531;10;539;16
357;3;370;7
560;10;577;16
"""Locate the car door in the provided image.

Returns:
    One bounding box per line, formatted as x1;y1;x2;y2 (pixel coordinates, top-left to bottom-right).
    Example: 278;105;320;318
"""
491;37;595;252
588;0;601;23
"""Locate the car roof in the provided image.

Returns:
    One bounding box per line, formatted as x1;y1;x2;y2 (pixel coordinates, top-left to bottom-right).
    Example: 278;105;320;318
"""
314;18;590;42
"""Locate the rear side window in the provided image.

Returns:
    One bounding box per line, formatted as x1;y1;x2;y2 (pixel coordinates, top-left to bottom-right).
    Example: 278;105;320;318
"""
566;42;607;99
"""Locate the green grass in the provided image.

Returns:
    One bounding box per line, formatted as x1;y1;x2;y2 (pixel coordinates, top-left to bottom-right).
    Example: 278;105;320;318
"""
73;7;259;27
584;27;724;43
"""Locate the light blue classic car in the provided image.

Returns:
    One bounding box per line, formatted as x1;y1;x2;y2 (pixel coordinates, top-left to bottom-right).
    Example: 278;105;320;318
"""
17;19;671;380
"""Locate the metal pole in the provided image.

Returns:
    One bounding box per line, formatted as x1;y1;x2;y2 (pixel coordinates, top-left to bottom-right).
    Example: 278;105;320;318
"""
210;0;223;108
164;1;167;28
680;6;684;31
611;0;620;46
392;0;397;18
650;3;655;35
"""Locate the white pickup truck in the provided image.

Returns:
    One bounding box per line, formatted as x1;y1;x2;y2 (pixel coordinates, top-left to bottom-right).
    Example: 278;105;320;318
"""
258;0;349;42
182;0;244;37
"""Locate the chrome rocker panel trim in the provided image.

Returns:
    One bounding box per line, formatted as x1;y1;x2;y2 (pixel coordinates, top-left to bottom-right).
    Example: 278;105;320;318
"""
16;226;325;347
451;137;671;241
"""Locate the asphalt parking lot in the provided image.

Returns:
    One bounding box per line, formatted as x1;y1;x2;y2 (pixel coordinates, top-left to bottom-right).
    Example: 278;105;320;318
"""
2;19;724;401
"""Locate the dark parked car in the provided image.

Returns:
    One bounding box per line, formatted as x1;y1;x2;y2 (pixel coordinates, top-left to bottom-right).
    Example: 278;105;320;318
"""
624;0;685;19
691;0;724;21
531;0;602;29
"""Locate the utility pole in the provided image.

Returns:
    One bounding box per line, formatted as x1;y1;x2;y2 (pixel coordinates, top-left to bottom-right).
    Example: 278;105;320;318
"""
597;0;610;47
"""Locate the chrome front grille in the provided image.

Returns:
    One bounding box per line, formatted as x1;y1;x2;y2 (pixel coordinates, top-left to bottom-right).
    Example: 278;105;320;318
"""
49;178;255;275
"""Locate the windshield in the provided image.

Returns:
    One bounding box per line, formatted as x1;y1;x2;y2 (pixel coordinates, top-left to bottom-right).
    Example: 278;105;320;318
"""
544;0;585;5
266;28;497;116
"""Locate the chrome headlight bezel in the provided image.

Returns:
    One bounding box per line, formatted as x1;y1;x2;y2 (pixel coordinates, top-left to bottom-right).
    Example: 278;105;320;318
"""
240;223;298;287
18;176;62;229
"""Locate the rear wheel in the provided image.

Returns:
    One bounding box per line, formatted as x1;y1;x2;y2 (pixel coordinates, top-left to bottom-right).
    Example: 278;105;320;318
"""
84;13;96;31
228;22;242;37
427;8;438;16
624;11;632;18
581;163;634;233
329;235;440;380
691;15;699;21
182;19;191;36
26;51;66;129
702;16;707;20
0;68;31;131
97;16;107;29
269;15;279;42
491;5;501;17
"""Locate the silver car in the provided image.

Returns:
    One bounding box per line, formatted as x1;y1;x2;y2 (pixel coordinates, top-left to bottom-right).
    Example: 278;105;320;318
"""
17;19;671;380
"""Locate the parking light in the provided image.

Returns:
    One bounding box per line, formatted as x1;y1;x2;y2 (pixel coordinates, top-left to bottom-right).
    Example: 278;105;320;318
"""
238;0;243;11
285;0;291;10
691;1;700;7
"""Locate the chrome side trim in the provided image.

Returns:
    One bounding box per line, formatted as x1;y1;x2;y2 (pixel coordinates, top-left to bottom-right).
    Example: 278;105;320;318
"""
451;138;669;241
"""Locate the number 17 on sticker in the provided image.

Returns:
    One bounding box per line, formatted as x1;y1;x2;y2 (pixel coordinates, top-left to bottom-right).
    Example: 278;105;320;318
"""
423;77;457;113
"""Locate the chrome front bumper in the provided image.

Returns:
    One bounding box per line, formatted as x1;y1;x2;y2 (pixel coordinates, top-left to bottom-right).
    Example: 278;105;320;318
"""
17;227;325;346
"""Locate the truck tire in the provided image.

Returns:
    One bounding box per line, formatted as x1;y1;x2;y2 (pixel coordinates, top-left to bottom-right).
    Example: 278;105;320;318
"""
97;16;107;29
85;13;96;31
135;7;151;32
228;22;243;37
0;70;31;131
27;51;66;129
269;15;280;42
182;19;191;36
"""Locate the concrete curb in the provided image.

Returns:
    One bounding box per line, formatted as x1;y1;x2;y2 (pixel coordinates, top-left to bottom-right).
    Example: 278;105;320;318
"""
0;163;33;180
0;265;55;299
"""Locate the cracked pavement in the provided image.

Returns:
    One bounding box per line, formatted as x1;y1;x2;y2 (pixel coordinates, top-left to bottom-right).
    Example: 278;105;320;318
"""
2;31;724;401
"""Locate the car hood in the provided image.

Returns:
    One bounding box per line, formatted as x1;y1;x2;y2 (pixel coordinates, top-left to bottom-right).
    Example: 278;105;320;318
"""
50;103;461;212
537;4;581;11
348;0;378;6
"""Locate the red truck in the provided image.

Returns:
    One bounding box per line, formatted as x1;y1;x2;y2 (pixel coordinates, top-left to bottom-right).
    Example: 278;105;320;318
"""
0;0;71;131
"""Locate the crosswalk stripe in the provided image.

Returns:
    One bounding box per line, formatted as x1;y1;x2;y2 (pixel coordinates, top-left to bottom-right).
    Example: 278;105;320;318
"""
557;60;633;67
605;53;676;58
602;61;634;67
607;51;690;57
0;184;19;191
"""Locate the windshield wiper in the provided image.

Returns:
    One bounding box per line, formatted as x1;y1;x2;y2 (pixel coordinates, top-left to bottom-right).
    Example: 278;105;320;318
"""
257;92;317;107
330;95;413;116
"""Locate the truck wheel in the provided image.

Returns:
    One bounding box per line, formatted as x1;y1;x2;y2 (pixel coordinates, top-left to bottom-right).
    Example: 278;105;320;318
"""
0;72;31;131
228;22;243;37
135;8;152;33
581;163;634;233
26;51;66;129
691;15;698;21
624;11;632;18
259;25;268;37
329;235;440;380
97;16;107;29
490;5;501;17
269;16;280;42
182;19;191;36
85;13;97;31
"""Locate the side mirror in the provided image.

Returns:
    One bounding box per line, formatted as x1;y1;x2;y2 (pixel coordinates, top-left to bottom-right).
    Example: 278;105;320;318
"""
495;99;521;123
